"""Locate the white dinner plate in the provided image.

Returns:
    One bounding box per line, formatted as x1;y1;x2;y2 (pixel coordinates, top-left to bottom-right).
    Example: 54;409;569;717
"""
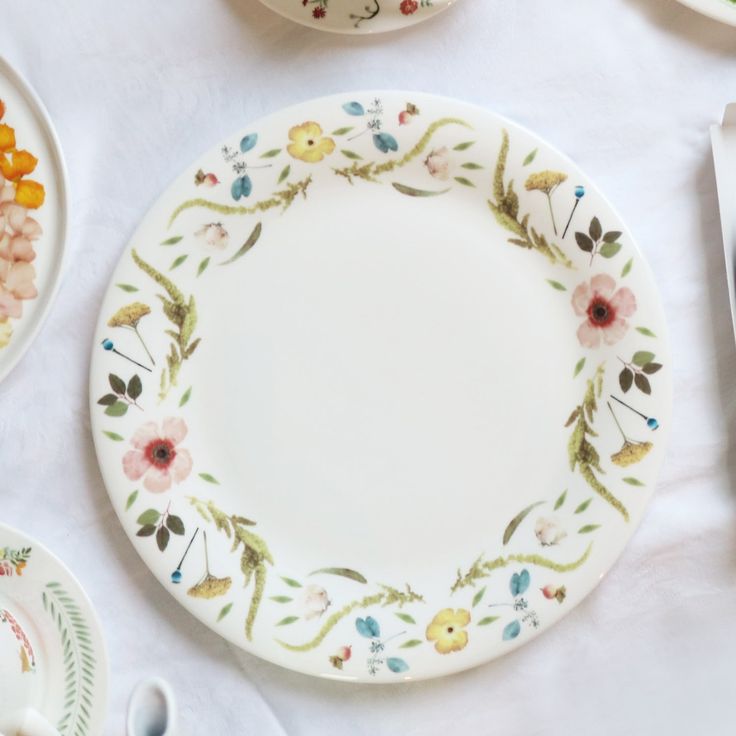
90;91;671;682
259;0;457;33
676;0;736;25
0;56;69;384
0;524;108;733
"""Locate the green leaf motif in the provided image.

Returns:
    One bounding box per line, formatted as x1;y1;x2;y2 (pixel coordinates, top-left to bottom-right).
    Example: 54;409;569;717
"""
523;148;538;166
97;393;118;406
160;235;183;246
270;596;293;604
400;639;423;649
199;473;220;484
197;257;210;277
578;524;601;534
166;514;185;535
170;254;188;270
454;176;476;187
392;182;451;198
277;165;291;184
104;401;128;417
217;603;233;622
309;568;367;584
599;242;622;259
461;162;483;170
632;351;655;367
136;524;156;537
276;616;299;627
503;501;544;545
179;386;192;407
573;357;586;378
221;222;262;266
103;431;124;441
125;490;138;512
623;477;645;487
341;149;362;160
574;498;593;514
42;582;97;736
477;616;500;626
636;326;657;338
453;141;475;151
260;148;281;159
395;612;416;625
621;258;633;277
472;586;487;608
332;126;354;136
109;373;126;395
137;509;161;525
281;577;302;588
156;525;170;551
116;283;139;292
127;374;142;400
547;279;567;291
554;490;567;511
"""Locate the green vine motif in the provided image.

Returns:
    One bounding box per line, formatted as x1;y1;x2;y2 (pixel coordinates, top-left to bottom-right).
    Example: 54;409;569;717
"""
333;117;473;184
451;544;593;594
131;250;199;401
187;497;272;641
42;582;96;736
488;130;573;268
168;176;313;226
277;584;424;653
566;364;630;522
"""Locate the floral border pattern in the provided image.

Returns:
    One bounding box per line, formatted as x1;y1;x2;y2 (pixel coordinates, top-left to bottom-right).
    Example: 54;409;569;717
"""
93;95;668;680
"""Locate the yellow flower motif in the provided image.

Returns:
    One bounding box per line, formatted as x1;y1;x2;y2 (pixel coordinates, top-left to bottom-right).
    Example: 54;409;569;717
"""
187;574;232;599
287;122;335;163
611;441;653;467
0;318;12;349
108;302;151;328
426;608;471;654
524;170;568;194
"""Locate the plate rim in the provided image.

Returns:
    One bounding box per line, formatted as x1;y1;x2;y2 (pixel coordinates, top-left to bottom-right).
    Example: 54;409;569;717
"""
257;0;458;35
675;0;736;26
0;521;109;730
89;89;673;682
0;54;70;385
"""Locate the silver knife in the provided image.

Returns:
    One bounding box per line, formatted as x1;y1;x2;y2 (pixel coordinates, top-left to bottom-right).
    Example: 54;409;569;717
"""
711;104;736;339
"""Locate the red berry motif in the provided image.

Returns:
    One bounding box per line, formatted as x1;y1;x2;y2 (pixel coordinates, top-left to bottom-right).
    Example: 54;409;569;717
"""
400;0;419;14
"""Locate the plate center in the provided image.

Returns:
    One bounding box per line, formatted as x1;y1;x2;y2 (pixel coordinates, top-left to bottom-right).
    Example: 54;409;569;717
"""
196;184;578;579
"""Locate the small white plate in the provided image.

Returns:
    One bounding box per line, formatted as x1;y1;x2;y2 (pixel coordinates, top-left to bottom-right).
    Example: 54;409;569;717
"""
0;524;108;734
91;91;671;682
675;0;736;25
259;0;457;34
0;56;69;384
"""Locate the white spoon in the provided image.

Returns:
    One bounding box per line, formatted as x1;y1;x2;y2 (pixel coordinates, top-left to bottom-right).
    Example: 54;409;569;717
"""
126;678;178;736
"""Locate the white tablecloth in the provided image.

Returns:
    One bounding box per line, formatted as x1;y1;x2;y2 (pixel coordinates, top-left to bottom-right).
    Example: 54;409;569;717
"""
2;0;736;733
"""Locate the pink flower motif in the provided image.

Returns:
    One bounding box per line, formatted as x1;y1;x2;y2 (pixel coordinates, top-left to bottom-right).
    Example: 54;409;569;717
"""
123;417;193;493
424;147;450;180
0;258;37;319
571;274;637;349
0;560;13;576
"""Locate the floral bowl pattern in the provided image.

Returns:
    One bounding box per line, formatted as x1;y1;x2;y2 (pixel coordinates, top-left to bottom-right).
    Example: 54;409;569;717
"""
90;91;671;683
259;0;456;34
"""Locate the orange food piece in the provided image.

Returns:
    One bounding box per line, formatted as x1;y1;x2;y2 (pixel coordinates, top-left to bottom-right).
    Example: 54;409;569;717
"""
15;179;45;209
12;150;38;177
0;155;13;179
0;123;15;152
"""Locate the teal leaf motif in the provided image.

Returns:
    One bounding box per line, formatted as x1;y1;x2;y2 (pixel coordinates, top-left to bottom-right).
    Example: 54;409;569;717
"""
502;620;522;640
240;133;258;153
356;616;381;638
510;569;531;597
387;657;409;673
343;101;365;116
